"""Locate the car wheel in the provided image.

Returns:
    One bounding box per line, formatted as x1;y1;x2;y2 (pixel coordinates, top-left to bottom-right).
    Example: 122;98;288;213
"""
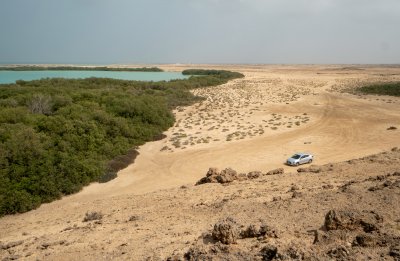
308;159;313;164
295;162;299;166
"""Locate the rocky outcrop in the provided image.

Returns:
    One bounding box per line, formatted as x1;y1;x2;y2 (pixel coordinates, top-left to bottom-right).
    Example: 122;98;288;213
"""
196;167;285;185
212;217;241;244
196;168;240;185
265;168;284;175
324;210;382;232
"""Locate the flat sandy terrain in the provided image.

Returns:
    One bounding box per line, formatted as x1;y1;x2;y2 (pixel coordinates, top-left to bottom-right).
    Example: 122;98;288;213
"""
1;65;400;260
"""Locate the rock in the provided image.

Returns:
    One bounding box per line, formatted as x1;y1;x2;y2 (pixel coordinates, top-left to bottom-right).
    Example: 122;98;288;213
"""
216;168;238;183
324;210;381;232
207;168;219;177
196;168;240;185
266;168;284;175
183;246;209;261
290;185;300;191
283;246;305;259
340;181;357;192
128;215;139;222
241;224;260;238
324;210;359;231
326;246;351;260
272;196;282;201
260;244;278;261
389;244;400;260
212;217;240;244
322;184;334;189
292;191;303;198
166;255;182;261
0;240;24;250
313;230;328;244
387;126;397;130
240;221;278;239
297;165;321;173
247;171;261;179
353;233;377;247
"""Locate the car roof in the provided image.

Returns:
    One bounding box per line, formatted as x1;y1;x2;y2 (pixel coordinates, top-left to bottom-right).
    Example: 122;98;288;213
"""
293;153;309;156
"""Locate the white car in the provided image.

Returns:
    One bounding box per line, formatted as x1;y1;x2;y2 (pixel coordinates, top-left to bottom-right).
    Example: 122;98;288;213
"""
286;153;313;166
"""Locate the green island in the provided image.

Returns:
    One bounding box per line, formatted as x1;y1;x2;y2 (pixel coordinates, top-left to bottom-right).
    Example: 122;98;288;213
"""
0;66;163;72
0;69;244;216
357;82;400;97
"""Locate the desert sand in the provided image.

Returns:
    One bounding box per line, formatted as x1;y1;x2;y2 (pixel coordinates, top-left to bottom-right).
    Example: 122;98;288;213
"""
0;65;400;260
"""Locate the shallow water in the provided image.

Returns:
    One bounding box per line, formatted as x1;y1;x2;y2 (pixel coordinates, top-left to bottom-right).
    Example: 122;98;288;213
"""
0;70;188;84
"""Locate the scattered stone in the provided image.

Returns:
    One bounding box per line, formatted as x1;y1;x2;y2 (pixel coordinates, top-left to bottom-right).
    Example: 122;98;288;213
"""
128;215;139;222
212;217;240;244
297;165;321;173
241;224;261;238
247;171;261;179
240;222;278;239
0;240;24;250
183;246;208;261
265;168;284;175
272;196;282;201
196;168;240;185
281;246;305;260
292;191;303;198
39;240;66;250
327;245;351;259
353;233;377;247
260;244;278;261
312;230;328;244
324;210;381;232
340;181;357;192
389;244;400;260
322;184;334;189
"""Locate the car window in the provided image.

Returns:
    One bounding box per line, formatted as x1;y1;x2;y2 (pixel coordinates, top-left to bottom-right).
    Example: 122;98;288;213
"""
291;154;301;159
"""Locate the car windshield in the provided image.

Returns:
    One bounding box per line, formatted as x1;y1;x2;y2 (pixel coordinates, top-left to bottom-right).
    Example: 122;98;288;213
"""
291;154;301;159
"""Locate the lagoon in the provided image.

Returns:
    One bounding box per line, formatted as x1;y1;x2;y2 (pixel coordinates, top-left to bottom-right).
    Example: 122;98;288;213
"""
0;70;189;84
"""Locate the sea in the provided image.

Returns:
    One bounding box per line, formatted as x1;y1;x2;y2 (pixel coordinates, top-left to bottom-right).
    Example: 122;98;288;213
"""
0;70;189;84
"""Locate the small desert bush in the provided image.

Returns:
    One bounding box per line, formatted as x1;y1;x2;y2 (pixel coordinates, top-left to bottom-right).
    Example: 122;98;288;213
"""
83;211;103;222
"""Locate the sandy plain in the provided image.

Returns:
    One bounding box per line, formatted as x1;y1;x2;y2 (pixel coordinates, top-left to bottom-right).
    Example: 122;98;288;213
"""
0;64;400;260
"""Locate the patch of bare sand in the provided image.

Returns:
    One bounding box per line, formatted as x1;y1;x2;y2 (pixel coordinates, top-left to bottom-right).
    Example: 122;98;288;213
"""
1;65;400;260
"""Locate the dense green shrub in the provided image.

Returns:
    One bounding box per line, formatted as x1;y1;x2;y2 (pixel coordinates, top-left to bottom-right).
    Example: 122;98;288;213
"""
0;69;243;216
357;82;400;97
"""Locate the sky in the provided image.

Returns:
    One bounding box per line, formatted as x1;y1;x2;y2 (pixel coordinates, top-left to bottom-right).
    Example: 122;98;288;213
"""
0;0;399;64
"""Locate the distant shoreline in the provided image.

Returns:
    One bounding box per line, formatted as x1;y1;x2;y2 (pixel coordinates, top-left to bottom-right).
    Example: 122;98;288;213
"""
0;65;163;72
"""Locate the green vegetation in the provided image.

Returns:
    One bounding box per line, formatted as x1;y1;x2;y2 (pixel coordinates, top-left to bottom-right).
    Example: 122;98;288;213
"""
0;66;163;72
0;70;244;216
357;82;400;97
182;69;244;79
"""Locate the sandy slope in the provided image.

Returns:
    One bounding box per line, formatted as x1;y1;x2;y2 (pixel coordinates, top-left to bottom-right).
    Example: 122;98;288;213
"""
1;65;400;260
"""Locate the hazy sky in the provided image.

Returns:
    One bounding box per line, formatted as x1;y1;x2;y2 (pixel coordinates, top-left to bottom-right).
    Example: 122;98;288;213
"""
0;0;399;64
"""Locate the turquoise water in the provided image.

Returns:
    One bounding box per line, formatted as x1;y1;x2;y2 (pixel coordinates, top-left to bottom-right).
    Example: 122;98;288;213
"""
0;70;189;84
